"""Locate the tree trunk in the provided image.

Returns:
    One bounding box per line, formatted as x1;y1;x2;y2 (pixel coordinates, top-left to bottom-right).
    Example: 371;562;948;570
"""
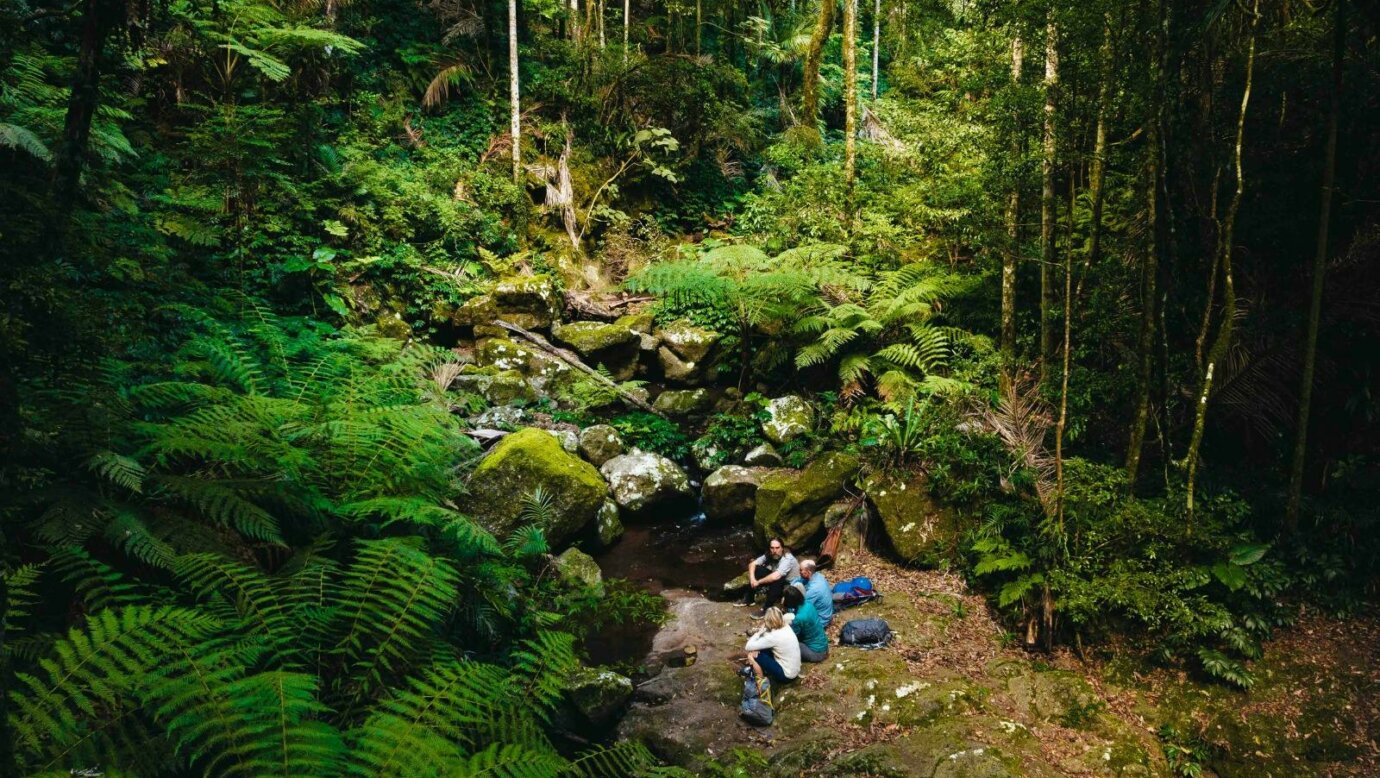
1078;15;1113;299
871;0;881;100
509;0;521;183
1001;33;1023;389
1126;0;1167;486
1055;177;1074;530
570;0;581;42
696;0;702;55
1287;0;1343;530
843;0;858;190
1039;13;1058;381
802;0;836;130
51;0;122;239
623;0;630;59
1184;0;1258;522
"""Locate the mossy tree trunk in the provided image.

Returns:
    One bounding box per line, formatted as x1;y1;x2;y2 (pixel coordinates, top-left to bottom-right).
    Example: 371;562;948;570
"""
843;0;858;191
1287;0;1344;530
510;0;521;183
1039;12;1058;382
802;0;836;131
1001;32;1023;390
1184;0;1259;523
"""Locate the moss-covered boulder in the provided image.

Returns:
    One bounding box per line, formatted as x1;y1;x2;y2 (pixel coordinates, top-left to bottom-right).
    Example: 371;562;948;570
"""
656;319;720;363
656;345;702;385
453;366;537;406
476;337;575;395
762;395;815;445
493;274;561;329
551;320;640;381
600;450;693;515
464;428;607;547
545;428;580;454
702;466;778;524
743;442;784;467
652;388;712;417
753;452;860;547
578;424;625;466
566;667;634;732
867;473;964;567
593;499;624;547
452;294;497;327
554;547;604;594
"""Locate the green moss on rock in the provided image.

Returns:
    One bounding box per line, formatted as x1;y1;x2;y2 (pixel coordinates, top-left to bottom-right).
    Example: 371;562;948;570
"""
464;428;606;547
552;320;640;380
867;473;965;567
762;396;815;445
753;452;860;547
652;388;712;416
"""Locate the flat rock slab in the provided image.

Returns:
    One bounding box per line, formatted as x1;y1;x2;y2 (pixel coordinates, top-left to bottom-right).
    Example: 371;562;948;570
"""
619;555;1167;777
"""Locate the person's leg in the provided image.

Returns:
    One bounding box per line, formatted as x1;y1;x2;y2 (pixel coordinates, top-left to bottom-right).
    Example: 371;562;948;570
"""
755;651;790;683
762;577;786;610
799;644;829;663
743;564;774;605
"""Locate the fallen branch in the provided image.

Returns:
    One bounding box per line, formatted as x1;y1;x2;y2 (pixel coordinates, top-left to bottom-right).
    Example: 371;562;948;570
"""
494;318;666;418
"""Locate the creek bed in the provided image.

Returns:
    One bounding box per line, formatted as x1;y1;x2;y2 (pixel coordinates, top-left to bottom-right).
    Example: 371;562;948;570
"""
586;515;753;669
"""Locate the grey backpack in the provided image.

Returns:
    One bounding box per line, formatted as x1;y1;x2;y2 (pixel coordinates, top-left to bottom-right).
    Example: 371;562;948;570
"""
738;670;774;726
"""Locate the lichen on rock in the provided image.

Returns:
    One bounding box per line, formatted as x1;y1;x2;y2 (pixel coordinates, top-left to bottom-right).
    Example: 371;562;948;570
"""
762;395;815;445
702;465;778;524
753;451;860;547
578;424;625;466
867;472;964;567
551;320;640;380
600;449;693;515
463;427;607;547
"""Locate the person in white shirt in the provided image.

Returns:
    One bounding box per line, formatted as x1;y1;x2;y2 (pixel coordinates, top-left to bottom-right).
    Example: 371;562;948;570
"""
743;607;801;683
738;538;799;618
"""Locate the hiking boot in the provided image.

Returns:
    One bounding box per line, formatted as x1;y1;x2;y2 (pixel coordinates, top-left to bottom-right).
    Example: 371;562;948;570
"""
749;609;766;619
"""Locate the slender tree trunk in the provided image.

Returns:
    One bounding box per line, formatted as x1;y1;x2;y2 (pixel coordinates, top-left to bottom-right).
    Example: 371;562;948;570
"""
1001;33;1023;389
871;0;881;100
1185;0;1258;522
509;0;521;183
802;0;836;130
52;0;122;239
1039;13;1058;381
623;0;630;59
570;0;581;42
599;0;606;49
696;0;702;55
843;0;858;191
1126;0;1167;486
1287;0;1344;530
1078;15;1113;299
1055;175;1074;530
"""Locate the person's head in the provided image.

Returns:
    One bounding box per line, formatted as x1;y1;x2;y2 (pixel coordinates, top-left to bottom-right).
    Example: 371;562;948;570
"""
764;607;786;630
800;559;816;579
767;538;785;560
783;584;805;610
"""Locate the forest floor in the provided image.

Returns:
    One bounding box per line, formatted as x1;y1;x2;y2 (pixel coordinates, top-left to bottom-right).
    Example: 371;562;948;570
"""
618;544;1379;777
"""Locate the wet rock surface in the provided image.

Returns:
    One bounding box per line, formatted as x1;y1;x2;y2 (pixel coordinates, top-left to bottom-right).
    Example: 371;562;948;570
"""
600;449;693;514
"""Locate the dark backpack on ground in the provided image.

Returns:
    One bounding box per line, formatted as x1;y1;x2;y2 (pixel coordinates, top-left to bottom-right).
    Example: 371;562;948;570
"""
839;617;893;650
831;576;882;610
738;669;774;726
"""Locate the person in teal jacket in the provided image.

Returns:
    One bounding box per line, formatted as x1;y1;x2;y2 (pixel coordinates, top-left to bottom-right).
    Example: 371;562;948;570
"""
783;584;829;662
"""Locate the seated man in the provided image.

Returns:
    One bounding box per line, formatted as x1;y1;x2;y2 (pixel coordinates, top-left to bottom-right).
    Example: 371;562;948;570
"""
738;538;799;618
743;607;801;684
797;558;833;628
782;584;829;663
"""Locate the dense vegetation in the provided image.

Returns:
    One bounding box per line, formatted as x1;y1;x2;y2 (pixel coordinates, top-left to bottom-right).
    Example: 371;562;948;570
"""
2;0;1377;774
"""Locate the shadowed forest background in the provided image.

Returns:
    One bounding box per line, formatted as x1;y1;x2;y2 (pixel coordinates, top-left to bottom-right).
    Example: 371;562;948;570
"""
1;0;1378;775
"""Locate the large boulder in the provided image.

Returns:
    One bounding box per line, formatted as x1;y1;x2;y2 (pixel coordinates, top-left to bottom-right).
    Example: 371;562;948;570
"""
652;388;712;417
753;452;860;548
476;337;574;395
452;366;537;406
702;466;778;524
657;346;702;385
551;320;640;381
579;424;625;466
866;473;964;567
452;294;497;327
593;499;624;548
762;395;815;445
464;428;607;547
743;442;784;467
554;547;604;594
493;274;561;329
566;667;634;732
600;450;693;515
656;319;721;363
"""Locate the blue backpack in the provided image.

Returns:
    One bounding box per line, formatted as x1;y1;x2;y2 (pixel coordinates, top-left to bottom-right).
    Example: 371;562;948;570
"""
831;576;882;609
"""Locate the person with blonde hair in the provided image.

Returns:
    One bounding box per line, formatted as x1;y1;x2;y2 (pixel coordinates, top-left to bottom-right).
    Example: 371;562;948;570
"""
742;607;801;684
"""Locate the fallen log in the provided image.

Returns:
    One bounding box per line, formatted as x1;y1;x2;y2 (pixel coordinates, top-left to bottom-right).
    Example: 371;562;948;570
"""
493;318;666;418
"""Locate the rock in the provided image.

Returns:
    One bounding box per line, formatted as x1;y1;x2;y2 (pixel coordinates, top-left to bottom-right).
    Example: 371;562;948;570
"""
617;310;657;338
453;366;537;406
753;452;860;548
721;572;750;595
578;424;625;466
468;405;528;429
691;440;726;473
452;294;497;327
652;388;712;416
657;345;702;385
566;667;634;731
600;449;693;515
551;320;640;381
867;473;964;567
594;499;624;547
545;428;580;454
493;274;561;329
476;338;574;395
553;547;603;593
464;428;607;547
702;466;777;524
743;442;784;467
762;395;815;445
656;319;721;364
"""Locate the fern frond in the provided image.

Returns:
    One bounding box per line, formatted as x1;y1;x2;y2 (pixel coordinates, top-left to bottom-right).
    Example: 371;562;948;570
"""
155;475;285;544
86;450;146;494
509;630;578;717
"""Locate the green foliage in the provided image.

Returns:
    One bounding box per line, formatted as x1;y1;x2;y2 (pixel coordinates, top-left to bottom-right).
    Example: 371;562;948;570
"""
609;412;692;461
692;411;769;470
